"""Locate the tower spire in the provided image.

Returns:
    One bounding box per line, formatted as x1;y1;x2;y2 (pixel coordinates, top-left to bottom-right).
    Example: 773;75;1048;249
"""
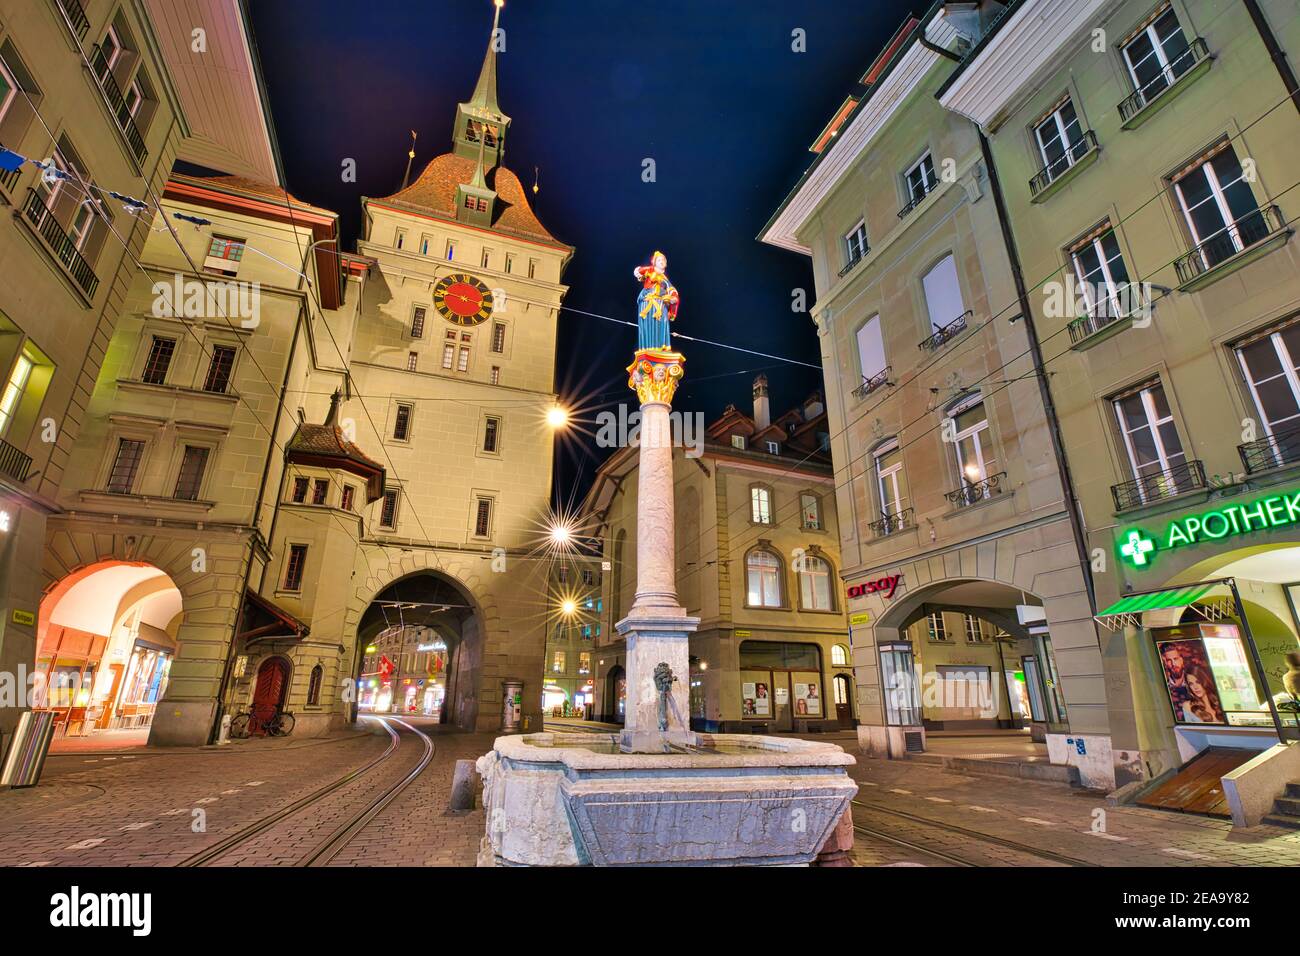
452;1;512;164
468;0;505;115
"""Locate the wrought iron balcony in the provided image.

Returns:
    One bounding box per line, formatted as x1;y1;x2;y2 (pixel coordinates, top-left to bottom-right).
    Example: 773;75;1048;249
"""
945;472;1005;508
1117;38;1210;123
21;188;100;298
838;248;868;278
90;43;147;164
1067;289;1148;345
918;310;972;352
1238;421;1300;475
0;437;32;484
1028;130;1098;198
54;0;91;40
868;508;913;538
1111;459;1206;512
1173;204;1287;284
897;183;936;220
851;366;891;400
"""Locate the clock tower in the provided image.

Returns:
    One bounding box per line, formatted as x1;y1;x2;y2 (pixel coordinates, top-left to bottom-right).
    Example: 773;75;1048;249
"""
343;0;575;733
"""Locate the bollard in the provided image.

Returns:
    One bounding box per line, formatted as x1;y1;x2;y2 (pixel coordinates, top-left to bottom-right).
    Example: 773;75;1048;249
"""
217;713;232;746
448;758;479;812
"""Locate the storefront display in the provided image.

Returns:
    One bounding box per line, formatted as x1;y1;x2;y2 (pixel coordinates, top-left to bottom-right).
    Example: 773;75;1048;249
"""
1155;623;1268;727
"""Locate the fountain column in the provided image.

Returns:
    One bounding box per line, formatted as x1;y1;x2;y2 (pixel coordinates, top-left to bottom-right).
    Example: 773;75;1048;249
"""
616;348;699;751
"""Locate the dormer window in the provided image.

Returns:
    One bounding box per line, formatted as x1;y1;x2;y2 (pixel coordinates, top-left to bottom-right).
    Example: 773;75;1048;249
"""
731;435;746;450
765;441;780;455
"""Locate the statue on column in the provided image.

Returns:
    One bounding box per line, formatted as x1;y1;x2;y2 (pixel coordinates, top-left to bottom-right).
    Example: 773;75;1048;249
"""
633;251;679;352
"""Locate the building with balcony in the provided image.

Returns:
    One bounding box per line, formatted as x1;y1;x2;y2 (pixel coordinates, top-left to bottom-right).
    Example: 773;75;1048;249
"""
938;0;1300;806
584;377;857;733
760;9;1102;776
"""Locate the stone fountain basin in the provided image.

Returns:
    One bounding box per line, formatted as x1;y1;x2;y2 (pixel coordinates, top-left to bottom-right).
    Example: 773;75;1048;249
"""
476;732;857;866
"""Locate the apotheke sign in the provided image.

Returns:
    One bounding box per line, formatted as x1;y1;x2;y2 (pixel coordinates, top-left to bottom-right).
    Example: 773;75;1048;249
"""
1120;487;1300;568
847;574;902;600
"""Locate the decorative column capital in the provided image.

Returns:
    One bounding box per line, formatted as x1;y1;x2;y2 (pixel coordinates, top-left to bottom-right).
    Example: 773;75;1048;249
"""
626;348;685;406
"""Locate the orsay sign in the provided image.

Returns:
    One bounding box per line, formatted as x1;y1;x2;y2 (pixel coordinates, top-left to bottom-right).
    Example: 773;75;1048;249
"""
1120;487;1300;568
846;574;902;600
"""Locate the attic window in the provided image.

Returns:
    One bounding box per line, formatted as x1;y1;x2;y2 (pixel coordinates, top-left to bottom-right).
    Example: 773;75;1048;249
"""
463;196;488;213
204;236;244;276
731;435;746;450
766;441;780;455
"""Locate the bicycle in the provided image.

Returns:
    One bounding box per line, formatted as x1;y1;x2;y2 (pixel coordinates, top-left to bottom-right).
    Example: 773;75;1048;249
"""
229;708;295;739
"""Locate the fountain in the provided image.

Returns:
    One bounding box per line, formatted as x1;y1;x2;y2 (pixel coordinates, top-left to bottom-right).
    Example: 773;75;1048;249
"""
475;252;858;866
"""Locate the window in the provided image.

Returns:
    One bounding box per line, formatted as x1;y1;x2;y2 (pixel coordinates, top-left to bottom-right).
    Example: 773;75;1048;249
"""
341;485;355;512
1033;97;1089;182
1070;225;1132;322
582;569;596;586
831;644;849;668
964;614;986;643
307;664;323;705
552;651;566;673
856;315;886;383
394;229;405;249
411;307;426;339
750;486;772;524
1173;143;1265;271
844;219;868;265
97;26;122;79
481;248;491;268
283;544;308;591
874;439;908;519
106;438;145;494
491;322;506;353
1121;5;1193;109
949;396;997;491
446;240;456;260
765;440;780;455
505;254;515;274
420;236;430;255
731;435;746;450
172;445;209;500
393;403;413;441
1113;380;1187;488
311;478;329;505
800;493;822;530
0;51;17;125
203;345;236;393
904;152;938;206
579;652;591;674
442;336;455;369
407;351;418;372
474;497;493;537
798;555;833;611
0;354;33;436
458;345;470;372
1236;322;1300;445
490;366;501;385
203;236;244;276
926;612;948;642
141;336;175;385
746;550;783;608
483;416;500;453
380;489;399;529
922;255;965;334
292;476;309;503
528;259;538;279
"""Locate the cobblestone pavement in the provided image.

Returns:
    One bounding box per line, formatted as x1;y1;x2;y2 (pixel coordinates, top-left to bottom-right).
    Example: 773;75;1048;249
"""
846;755;1300;867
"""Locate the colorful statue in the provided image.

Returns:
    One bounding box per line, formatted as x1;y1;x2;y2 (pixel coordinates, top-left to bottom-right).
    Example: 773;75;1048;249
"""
633;251;679;352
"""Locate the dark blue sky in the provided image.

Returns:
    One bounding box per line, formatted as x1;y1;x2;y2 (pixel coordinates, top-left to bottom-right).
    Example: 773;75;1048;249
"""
248;0;919;496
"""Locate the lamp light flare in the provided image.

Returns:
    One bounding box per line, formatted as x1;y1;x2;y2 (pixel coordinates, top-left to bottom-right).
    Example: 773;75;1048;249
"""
561;598;577;616
546;405;569;428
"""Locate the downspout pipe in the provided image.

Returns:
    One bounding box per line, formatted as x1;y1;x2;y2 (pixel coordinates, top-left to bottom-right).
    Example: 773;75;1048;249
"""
1241;0;1300;116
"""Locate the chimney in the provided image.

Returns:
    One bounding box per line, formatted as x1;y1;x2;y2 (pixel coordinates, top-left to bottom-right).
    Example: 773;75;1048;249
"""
803;391;825;420
752;374;771;430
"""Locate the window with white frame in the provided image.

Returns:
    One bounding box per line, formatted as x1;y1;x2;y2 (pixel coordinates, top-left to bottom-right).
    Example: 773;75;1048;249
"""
799;555;833;611
926;612;948;642
1034;96;1089;181
731;435;745;450
921;255;965;334
1172;143;1265;270
750;485;772;524
1235;321;1300;444
904;152;938;206
831;644;849;667
964;614;988;643
800;493;821;530
1121;5;1194;109
949;395;997;492
765;440;780;455
442;330;456;369
746;549;782;607
874;439;908;519
844;219;868;265
1112;380;1187;488
856;315;886;384
1069;225;1133;323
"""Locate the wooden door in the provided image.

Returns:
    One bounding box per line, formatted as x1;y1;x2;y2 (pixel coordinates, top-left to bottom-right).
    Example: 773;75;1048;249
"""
834;674;854;728
251;657;289;735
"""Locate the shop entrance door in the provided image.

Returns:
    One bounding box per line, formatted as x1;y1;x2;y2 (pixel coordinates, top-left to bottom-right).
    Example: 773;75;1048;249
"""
773;673;793;731
251;657;289;735
834;674;854;728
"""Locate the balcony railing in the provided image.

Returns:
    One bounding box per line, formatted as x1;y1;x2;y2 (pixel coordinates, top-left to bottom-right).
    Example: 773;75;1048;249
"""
1028;130;1098;198
945;472;1005;508
0;437;32;484
1238;421;1300;475
1111;459;1206;512
838;247;869;278
1173;204;1287;284
852;366;891;400
918;310;972;352
54;0;91;40
897;183;936;220
868;508;913;538
1067;289;1147;345
22;188;100;298
90;43;147;164
1117;37;1210;123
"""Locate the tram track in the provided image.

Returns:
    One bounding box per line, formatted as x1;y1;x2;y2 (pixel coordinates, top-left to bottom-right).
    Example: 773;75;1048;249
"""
178;716;433;867
851;799;1096;867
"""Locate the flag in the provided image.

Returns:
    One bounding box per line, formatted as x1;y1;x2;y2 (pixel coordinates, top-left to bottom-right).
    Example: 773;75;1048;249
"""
0;148;23;172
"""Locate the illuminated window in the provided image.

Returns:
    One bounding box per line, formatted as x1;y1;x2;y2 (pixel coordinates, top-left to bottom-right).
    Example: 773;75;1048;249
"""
407;351;419;372
746;549;782;608
831;644;849;667
798;555;833;611
307;664;323;705
750;486;772;524
0;354;34;436
491;322;505;353
801;493;822;530
490;365;501;385
552;651;566;673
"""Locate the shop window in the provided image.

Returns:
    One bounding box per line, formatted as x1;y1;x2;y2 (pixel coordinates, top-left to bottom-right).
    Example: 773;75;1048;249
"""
798;555;833;611
283;544;308;591
750;485;772;524
141;335;176;385
172;445;210;500
1154;623;1272;727
203;345;237;393
746;549;783;608
831;644;849;667
307;664;323;705
106;438;145;494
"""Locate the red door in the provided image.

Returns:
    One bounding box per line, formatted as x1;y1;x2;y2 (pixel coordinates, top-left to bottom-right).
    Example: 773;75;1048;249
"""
251;658;289;735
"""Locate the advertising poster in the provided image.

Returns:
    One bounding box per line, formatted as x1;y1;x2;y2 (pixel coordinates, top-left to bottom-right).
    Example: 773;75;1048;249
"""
1156;637;1227;725
794;679;821;716
754;681;770;715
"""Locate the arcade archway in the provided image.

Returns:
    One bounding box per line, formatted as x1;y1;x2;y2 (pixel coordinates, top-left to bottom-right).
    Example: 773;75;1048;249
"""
37;560;183;746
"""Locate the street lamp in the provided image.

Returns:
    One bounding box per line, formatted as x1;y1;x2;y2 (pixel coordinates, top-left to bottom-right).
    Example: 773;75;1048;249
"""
546;405;569;429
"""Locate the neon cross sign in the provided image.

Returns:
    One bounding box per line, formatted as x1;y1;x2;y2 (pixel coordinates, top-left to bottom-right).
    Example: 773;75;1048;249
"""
1119;487;1300;568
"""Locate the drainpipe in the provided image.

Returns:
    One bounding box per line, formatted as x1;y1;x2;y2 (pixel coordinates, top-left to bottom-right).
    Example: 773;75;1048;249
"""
1241;0;1300;116
977;130;1097;614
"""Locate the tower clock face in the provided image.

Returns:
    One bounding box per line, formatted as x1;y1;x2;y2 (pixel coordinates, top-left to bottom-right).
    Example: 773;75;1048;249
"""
433;273;494;326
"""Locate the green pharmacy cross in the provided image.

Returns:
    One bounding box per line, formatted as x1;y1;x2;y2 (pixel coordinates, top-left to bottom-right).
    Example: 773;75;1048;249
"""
1120;530;1155;567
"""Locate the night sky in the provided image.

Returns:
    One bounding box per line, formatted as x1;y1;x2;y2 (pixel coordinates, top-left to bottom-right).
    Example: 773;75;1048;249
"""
248;0;918;499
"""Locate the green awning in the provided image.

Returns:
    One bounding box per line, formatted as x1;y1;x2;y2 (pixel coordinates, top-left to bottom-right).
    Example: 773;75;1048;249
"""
1094;584;1230;630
